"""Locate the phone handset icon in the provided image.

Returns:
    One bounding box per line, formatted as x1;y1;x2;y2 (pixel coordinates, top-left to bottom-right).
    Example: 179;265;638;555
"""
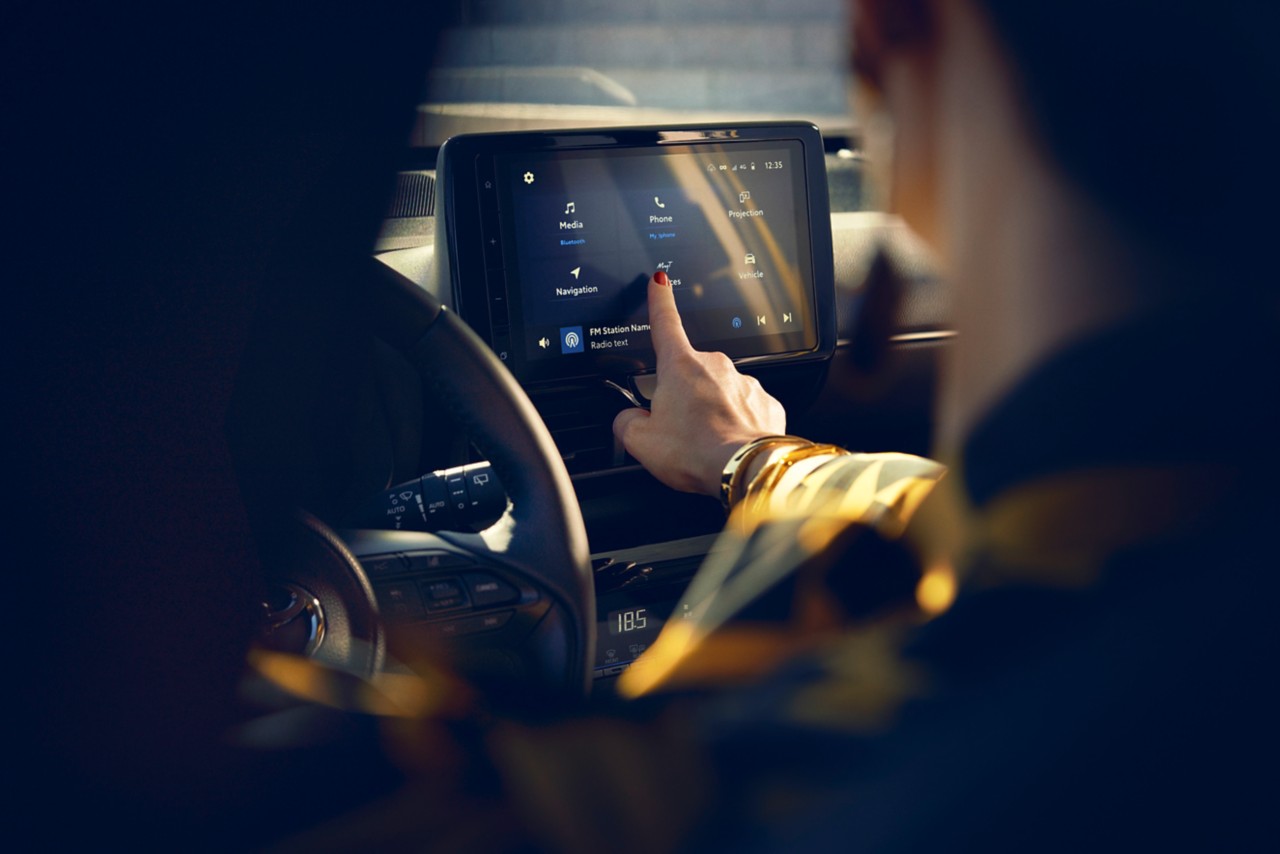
653;196;666;208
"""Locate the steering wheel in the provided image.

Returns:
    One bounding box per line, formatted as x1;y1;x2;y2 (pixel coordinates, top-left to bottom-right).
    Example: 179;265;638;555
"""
264;261;594;702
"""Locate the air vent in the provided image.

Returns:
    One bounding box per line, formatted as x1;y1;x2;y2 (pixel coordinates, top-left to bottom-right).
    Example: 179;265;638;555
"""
530;386;630;474
387;170;435;218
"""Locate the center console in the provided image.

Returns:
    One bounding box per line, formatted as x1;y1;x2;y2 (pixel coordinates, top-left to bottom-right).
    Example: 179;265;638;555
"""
429;123;837;681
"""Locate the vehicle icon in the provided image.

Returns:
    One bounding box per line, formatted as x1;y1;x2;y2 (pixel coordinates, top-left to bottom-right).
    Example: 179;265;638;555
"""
744;253;756;265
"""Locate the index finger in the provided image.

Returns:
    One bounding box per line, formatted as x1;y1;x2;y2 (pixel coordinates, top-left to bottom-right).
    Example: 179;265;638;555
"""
647;270;692;367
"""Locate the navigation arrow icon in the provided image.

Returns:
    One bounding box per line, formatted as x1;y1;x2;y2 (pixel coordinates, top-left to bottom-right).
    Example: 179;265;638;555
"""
570;267;581;280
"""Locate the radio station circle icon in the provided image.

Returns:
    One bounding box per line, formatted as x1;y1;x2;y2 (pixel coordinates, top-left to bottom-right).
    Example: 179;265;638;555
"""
559;325;584;354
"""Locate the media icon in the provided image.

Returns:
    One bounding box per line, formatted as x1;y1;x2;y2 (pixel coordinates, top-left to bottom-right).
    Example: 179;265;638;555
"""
560;326;584;354
564;201;576;214
731;316;743;329
756;315;767;326
783;312;793;323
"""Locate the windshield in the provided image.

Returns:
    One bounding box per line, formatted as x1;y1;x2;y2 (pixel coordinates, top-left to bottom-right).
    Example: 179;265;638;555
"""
415;0;853;146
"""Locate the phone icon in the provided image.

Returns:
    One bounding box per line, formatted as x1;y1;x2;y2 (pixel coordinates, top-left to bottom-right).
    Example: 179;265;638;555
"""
653;196;666;208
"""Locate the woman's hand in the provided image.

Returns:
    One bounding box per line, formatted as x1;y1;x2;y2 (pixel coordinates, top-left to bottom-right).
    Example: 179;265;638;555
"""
612;271;787;496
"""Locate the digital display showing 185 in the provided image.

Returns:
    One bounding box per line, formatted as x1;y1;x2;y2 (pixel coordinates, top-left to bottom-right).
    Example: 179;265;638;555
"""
609;607;648;636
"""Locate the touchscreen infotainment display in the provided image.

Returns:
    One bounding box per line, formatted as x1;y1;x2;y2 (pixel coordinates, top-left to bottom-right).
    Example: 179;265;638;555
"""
437;124;835;386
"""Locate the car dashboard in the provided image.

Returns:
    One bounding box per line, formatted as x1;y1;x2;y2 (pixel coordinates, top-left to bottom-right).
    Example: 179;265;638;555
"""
353;123;950;689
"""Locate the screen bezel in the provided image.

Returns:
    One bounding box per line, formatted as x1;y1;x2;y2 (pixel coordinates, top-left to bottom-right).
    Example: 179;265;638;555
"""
437;123;836;387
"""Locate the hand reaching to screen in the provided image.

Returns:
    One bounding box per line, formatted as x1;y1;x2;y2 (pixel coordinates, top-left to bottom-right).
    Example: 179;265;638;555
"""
613;271;787;496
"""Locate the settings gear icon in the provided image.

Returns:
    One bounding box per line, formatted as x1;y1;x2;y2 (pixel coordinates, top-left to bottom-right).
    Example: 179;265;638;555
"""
522;171;535;185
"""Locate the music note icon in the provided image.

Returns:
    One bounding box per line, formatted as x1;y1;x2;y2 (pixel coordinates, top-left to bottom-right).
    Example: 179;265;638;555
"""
564;201;576;215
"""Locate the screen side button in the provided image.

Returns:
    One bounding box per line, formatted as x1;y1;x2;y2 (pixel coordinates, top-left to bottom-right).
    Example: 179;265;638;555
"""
481;204;504;269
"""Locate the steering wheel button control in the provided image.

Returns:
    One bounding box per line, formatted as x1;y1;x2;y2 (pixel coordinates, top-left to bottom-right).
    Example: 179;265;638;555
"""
425;578;464;600
361;556;406;577
463;572;520;607
475;611;513;631
375;582;424;620
426;594;468;612
406;551;472;572
430;610;514;639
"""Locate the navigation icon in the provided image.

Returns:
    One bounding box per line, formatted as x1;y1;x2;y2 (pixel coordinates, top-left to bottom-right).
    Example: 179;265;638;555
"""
570;266;581;280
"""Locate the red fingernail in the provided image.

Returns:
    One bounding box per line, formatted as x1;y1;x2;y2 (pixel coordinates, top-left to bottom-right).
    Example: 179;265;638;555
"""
654;270;670;286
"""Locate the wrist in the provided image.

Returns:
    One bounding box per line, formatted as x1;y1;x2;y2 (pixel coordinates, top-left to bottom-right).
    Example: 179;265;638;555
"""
719;435;813;511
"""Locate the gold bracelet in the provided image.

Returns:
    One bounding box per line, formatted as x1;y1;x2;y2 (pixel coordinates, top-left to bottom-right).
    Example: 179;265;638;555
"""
720;435;812;511
742;442;846;518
